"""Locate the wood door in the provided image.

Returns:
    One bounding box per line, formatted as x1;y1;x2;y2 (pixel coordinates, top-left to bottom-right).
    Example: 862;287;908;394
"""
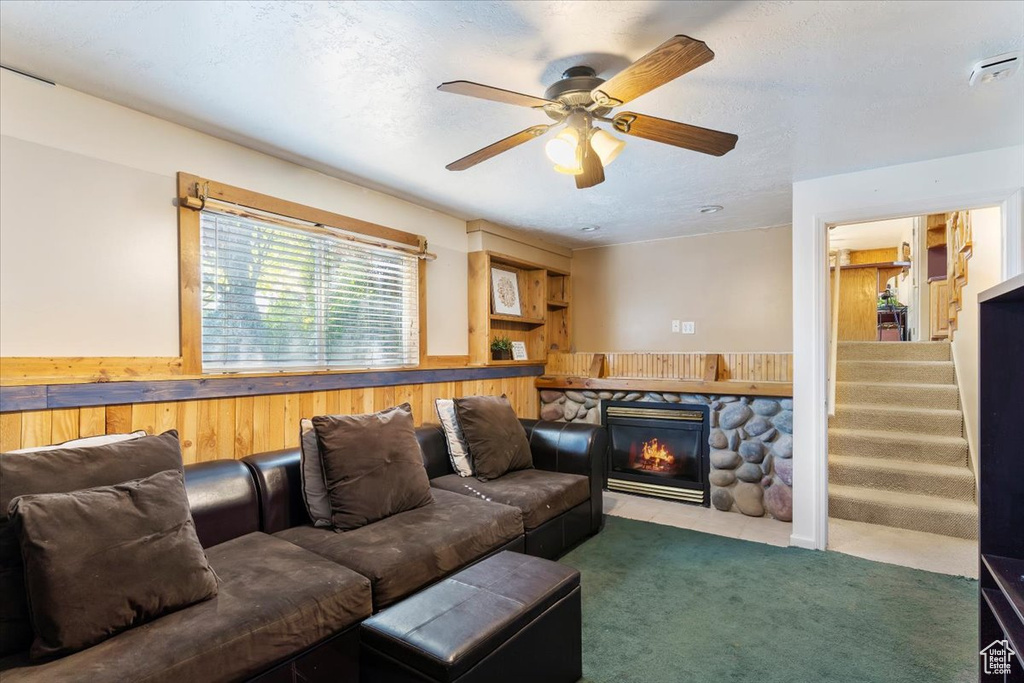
836;268;880;341
930;280;950;340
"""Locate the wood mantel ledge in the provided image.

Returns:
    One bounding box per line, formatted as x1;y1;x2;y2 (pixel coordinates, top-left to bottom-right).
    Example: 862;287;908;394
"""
535;375;793;398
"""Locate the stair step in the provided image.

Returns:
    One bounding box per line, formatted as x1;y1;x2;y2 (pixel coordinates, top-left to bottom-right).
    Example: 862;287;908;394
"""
828;428;969;466
838;341;951;362
829;454;976;502
829;404;963;437
836;381;960;410
829;484;978;539
837;360;956;385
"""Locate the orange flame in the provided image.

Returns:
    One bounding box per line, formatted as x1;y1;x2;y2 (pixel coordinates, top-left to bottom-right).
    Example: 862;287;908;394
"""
634;438;676;472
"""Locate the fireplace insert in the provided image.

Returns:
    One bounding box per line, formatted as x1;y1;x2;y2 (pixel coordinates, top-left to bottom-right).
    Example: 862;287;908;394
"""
602;401;710;505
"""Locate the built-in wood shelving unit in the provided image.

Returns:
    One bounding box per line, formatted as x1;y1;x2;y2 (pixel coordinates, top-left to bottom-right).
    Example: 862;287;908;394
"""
468;251;571;366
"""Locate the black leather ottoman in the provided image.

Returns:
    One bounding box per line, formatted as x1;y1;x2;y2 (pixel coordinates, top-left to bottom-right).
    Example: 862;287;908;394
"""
359;551;582;683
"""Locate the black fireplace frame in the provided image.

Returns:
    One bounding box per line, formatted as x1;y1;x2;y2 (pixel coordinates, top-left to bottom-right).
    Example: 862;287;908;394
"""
601;400;710;506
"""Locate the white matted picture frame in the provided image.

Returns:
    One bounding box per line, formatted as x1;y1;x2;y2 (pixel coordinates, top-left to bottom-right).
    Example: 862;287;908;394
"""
510;341;528;361
490;267;522;316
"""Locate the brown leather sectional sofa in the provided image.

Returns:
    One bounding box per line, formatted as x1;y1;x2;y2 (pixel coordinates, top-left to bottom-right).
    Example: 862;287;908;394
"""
0;419;606;683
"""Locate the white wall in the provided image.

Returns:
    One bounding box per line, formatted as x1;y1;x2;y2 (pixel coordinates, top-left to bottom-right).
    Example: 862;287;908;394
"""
951;206;1003;477
791;145;1024;550
0;70;470;357
571;226;793;352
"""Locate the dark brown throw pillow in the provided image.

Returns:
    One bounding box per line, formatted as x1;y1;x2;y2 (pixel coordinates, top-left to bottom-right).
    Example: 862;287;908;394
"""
0;430;184;657
312;403;433;531
454;395;532;481
10;469;218;659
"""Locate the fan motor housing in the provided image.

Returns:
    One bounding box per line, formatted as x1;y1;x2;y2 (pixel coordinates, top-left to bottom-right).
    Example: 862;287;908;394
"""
544;66;612;118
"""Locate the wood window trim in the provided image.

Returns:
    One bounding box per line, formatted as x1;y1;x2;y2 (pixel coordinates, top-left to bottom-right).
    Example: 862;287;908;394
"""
177;172;429;374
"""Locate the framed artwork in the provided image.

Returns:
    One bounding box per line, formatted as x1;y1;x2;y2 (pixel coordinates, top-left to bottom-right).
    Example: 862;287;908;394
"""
510;341;528;361
490;267;522;316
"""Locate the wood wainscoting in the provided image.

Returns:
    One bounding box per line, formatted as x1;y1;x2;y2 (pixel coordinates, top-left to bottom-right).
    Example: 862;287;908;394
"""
0;373;539;464
545;352;793;383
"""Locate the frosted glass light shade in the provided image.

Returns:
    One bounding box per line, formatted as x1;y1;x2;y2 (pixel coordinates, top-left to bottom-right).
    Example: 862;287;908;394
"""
545;128;582;175
590;128;626;166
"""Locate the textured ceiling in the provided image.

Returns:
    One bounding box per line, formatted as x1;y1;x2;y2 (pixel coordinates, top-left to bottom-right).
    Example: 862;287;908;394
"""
1;1;1022;247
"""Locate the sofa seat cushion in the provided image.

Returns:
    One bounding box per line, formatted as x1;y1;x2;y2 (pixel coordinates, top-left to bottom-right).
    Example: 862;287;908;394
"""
0;532;371;683
431;469;590;530
275;488;523;610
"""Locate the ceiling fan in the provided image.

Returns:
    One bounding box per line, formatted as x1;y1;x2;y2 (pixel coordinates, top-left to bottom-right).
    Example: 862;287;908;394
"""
438;35;738;189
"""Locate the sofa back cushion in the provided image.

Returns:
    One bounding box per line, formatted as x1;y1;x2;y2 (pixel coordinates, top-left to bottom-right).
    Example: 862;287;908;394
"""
0;430;183;656
298;418;333;527
10;469;219;659
454;395;532;481
312;404;434;531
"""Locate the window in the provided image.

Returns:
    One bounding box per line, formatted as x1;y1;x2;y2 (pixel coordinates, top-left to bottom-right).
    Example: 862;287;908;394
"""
199;209;419;372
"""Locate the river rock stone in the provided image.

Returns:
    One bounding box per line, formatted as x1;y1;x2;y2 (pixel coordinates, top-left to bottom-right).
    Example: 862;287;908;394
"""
540;403;564;421
736;462;763;483
780;399;793;410
737;428;748;440
694;395;710;404
762;453;774;476
645;392;665;402
757;428;778;442
774;457;793;486
582;390;599;399
710;449;741;469
565;390;586;403
583;398;598;409
720;396;739;403
772;434;793;459
710;401;723;411
709;469;736;486
623;392;642;401
744;416;771;437
540;390;564;403
772;410;793;434
664;393;681;403
563;402;581;421
612;392;626;400
711;488;734;511
710;411;718;428
761;476;772;487
739;440;764;463
733;483;764;517
728;430;740;451
720;403;753;430
751;399;781;416
764;481;792;521
583;408;601;424
709;429;728;449
598;391;614;399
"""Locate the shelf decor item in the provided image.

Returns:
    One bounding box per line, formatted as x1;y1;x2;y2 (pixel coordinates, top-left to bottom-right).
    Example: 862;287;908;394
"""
510;341;528;361
490;267;522;316
490;335;513;361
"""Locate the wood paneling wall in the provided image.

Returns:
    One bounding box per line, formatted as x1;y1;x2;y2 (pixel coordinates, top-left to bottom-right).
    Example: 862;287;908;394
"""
0;376;538;463
545;352;793;383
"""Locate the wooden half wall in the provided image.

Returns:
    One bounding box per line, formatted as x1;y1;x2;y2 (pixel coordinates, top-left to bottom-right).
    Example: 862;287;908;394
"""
546;352;793;383
0;369;541;463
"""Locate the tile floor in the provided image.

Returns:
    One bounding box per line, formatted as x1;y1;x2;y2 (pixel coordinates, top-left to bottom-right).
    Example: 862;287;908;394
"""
604;491;978;578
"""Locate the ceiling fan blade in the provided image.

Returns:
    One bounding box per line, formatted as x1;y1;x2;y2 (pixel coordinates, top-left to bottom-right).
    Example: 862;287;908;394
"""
592;35;714;107
575;135;605;189
438;80;558;109
446;125;554;171
612;112;737;156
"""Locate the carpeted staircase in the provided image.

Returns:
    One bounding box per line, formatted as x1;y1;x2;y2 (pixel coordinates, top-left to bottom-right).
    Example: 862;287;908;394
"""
829;341;978;540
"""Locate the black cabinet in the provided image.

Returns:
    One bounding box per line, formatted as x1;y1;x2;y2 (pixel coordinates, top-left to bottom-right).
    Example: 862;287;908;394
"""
978;274;1024;682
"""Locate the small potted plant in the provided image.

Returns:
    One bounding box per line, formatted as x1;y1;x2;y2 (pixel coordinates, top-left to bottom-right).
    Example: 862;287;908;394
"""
490;335;513;361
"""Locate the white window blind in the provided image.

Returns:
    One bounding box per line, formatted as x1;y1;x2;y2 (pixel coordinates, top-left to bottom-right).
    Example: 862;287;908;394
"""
200;209;419;372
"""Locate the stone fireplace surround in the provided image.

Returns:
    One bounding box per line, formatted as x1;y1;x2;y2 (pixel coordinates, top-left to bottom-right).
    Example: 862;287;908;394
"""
540;389;793;522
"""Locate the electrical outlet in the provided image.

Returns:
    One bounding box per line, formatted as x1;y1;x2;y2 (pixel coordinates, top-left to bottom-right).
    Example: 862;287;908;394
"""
671;320;681;333
681;321;696;334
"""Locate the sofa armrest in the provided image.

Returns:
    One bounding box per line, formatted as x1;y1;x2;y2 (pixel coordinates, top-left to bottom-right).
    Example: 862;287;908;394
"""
241;448;310;534
520;419;607;534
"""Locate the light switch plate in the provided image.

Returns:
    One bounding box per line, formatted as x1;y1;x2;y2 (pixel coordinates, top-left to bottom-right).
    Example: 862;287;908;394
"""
681;321;696;334
671;320;680;333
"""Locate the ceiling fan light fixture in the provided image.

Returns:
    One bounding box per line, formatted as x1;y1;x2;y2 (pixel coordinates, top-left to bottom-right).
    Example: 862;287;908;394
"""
590;128;626;166
545;128;582;174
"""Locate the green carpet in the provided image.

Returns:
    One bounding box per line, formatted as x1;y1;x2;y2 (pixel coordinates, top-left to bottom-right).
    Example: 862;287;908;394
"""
560;516;977;683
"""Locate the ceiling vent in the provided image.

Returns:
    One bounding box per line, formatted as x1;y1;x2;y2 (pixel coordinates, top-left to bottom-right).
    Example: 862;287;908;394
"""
969;52;1021;86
